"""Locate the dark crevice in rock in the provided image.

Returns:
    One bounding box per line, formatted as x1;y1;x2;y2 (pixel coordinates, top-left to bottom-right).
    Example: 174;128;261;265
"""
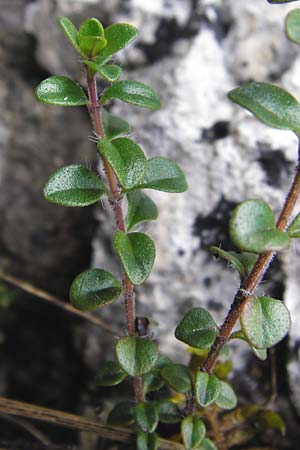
257;143;293;188
200;120;230;142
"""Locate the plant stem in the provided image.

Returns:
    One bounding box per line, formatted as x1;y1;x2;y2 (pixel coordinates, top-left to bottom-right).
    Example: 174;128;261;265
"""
86;70;144;401
202;159;300;374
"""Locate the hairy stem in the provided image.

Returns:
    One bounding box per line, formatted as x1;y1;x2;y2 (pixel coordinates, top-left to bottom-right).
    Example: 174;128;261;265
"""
202;158;300;374
86;70;144;401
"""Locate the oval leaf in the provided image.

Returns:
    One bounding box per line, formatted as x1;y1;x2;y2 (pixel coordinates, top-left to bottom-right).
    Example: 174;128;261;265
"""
286;9;300;44
195;372;221;407
181;416;206;450
175;307;218;349
126;191;158;231
241;296;291;349
287;213;300;237
70;269;122;311
58;17;81;54
143;372;164;394
116;336;159;376
157;400;181;424
210;246;257;279
133;157;188;193
229;199;290;253
36;76;88;106
98;138;146;190
199;438;218;450
95;361;126;386
215;381;237;410
230;330;267;360
107;401;135;426
97;64;122;82
137;431;158;450
102;108;130;140
135;402;159;433
43;165;107;207
101;23;138;59
161;364;192;393
228;82;300;133
268;0;299;3
114;231;155;285
101;80;161;110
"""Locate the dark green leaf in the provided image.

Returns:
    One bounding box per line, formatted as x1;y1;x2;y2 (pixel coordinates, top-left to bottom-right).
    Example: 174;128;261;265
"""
228;82;300;133
157;400;181;424
114;231;155;285
136;431;158;450
195;372;221;407
268;0;299;3
116;336;158;376
36;76;88;106
287;213;300;237
210;246;257;279
199;438;218;450
43;165;107;207
181;416;206;450
107;401;135;426
230;330;267;360
98;138;146;190
143;372;164;394
102;108;130;140
101;23;138;58
135;402;159;433
229;199;290;253
175;307;218;349
241;296;291;349
97;64;122;82
101;80;161;110
286;9;300;44
70;269;122;311
161;364;192;393
95;361;126;386
133;157;188;193
58;17;81;54
215;381;237;410
126;191;158;231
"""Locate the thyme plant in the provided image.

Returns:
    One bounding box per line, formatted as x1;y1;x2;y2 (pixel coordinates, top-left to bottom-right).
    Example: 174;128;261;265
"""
34;2;300;448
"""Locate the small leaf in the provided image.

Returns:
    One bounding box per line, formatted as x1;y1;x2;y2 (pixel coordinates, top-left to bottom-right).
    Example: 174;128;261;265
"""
101;80;161;110
107;401;135;426
161;364;192;393
210;246;257;279
114;231;155;285
116;336;158;376
43;165;107;207
241;296;291;349
268;0;299;3
135;402;159;433
98;138;146;190
58;17;81;54
102;108;130;140
143;372;164;394
126;191;158;231
97;64;122;82
157;400;181;424
101;23;138;59
215;381;237;410
230;330;267;360
287;213;300;237
78;18;105;56
133;157;188;193
70;269;122;311
286;9;300;44
195;372;221;407
199;438;218;450
257;411;286;436
181;416;206;450
229;199;290;253
136;431;158;450
228;82;300;133
95;361;126;386
36;76;88;106
175;307;218;349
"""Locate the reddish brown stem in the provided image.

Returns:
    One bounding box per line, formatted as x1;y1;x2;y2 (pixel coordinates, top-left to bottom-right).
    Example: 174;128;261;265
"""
202;161;300;374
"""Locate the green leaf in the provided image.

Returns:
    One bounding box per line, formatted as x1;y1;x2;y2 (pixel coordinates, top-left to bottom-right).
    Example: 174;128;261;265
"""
101;80;161;110
95;361;126;386
157;400;181;424
135;402;159;433
58;17;81;54
116;336;159;376
287;213;300;237
136;431;158;450
181;416;206;450
257;411;286;436
241;296;291;349
229;199;290;253
143;372;164;394
175;307;218;349
199;438;218;450
43;165;107;207
98;138;146;190
126;191;158;231
114;231;155;285
97;64;122;82
286;9;300;44
102;108;130;140
101;23;138;58
228;82;300;133
268;0;299;3
132;157;188;193
78;18;106;56
195;372;221;407
215;381;237;410
70;269;122;311
210;246;257;279
107;401;135;426
161;364;192;393
230;330;267;360
36;76;88;106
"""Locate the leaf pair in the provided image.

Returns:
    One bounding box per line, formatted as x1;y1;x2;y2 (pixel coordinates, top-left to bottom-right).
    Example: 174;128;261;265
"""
195;372;237;410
